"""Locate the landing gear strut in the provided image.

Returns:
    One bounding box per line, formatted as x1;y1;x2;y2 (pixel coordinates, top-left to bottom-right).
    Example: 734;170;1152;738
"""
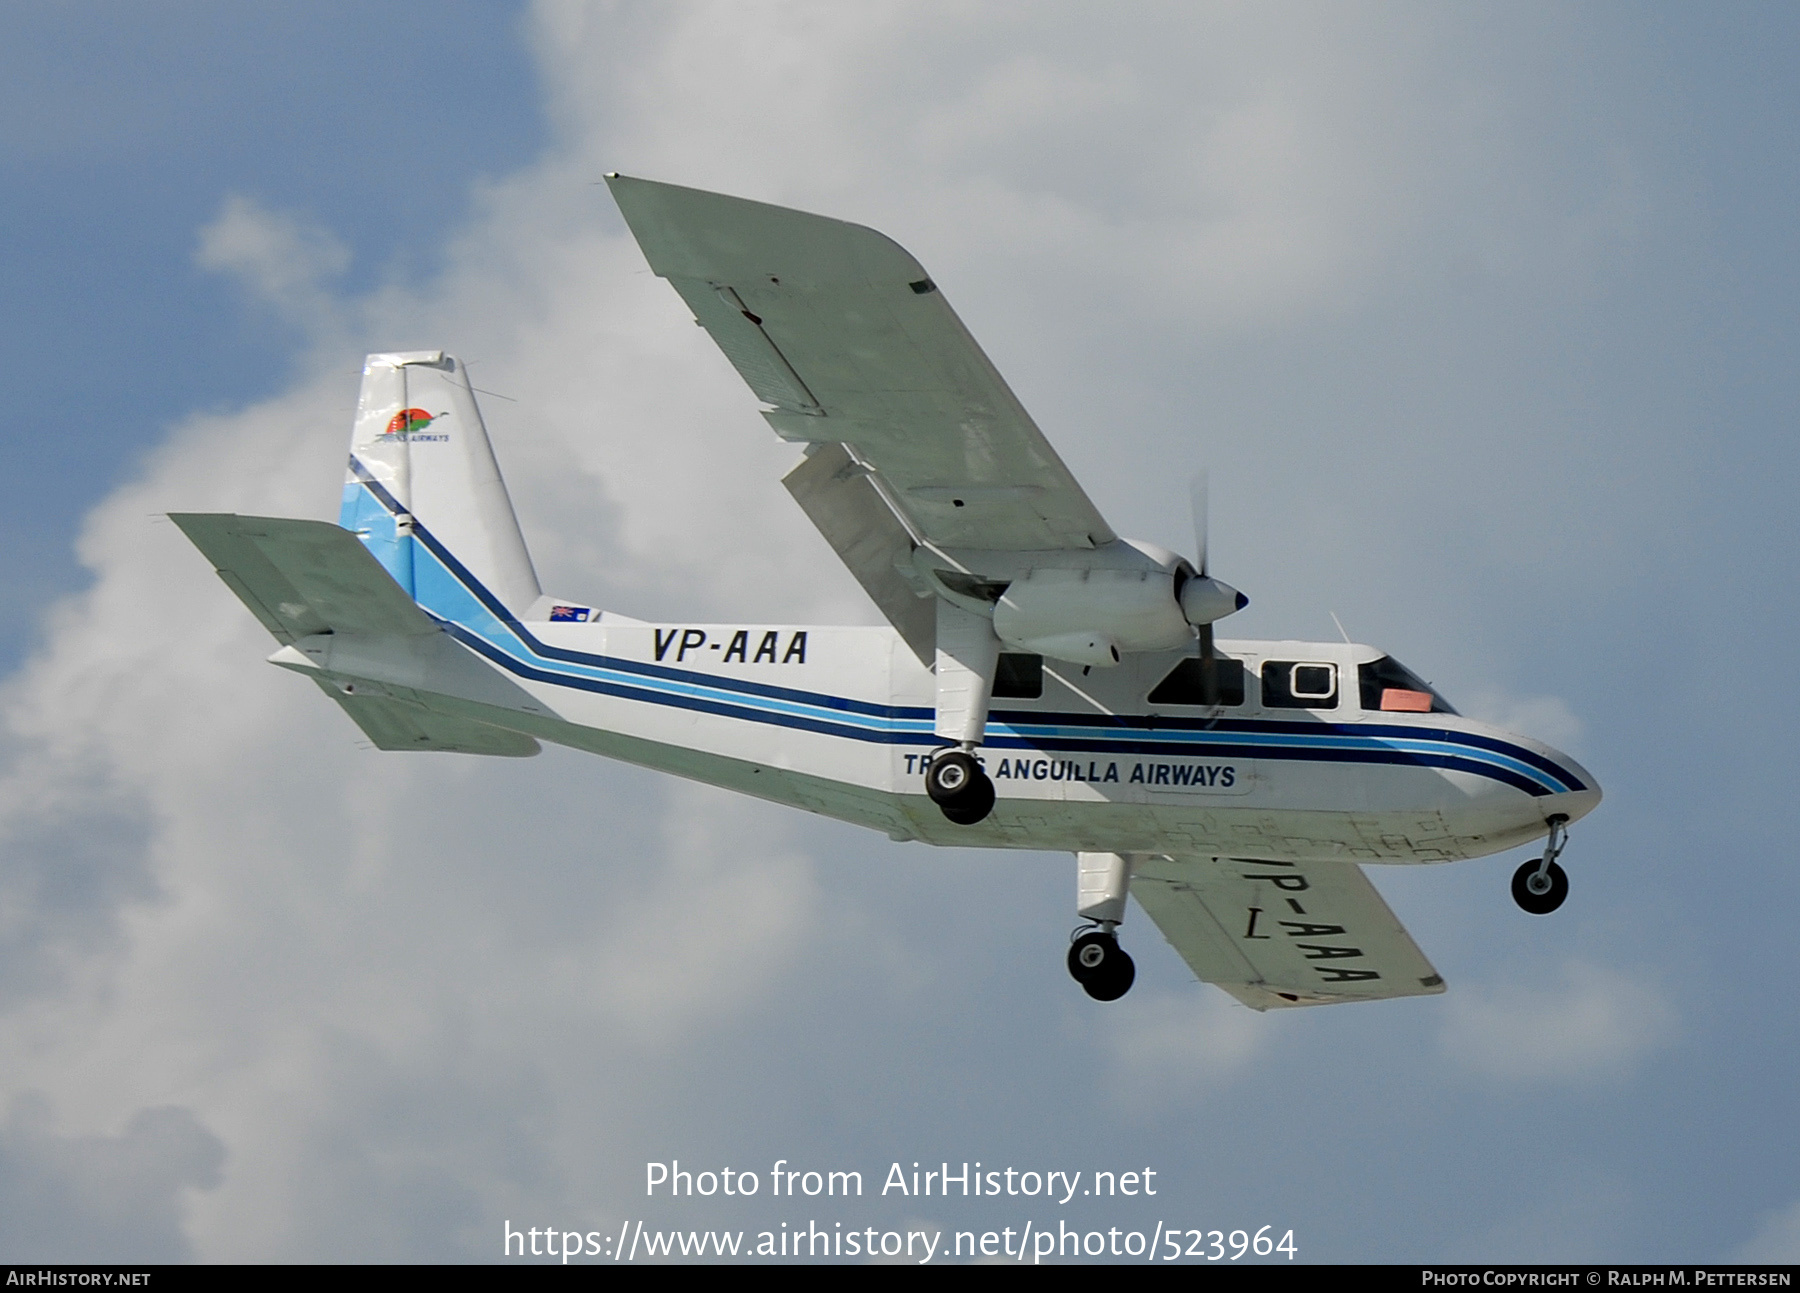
928;600;999;826
1068;927;1136;1001
1511;814;1571;915
925;749;995;825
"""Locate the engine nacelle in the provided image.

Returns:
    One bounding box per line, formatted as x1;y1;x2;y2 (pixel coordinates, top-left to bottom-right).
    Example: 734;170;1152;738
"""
992;568;1194;665
1003;632;1121;668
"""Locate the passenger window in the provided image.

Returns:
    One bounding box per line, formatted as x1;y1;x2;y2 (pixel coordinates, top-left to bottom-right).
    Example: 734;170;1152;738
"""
992;653;1043;699
1148;655;1245;706
1261;661;1339;709
1292;665;1335;698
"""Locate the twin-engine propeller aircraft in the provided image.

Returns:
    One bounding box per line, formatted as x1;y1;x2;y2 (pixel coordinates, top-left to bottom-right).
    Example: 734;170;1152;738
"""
174;176;1599;1009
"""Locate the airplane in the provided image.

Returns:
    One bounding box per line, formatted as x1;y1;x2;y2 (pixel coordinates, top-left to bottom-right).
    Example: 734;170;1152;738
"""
172;176;1600;1009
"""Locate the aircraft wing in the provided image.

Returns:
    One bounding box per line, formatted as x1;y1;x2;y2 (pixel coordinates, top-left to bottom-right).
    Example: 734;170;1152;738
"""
1130;856;1445;1010
607;175;1118;562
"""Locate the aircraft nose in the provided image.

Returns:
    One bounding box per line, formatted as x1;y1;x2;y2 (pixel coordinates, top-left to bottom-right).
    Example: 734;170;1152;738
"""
1535;746;1601;825
1540;785;1602;824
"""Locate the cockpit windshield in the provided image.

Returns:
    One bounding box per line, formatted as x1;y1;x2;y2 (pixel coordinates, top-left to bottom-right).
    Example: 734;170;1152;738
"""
1358;657;1457;714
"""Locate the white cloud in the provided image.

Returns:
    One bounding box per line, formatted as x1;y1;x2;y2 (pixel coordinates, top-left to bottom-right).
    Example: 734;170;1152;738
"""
0;1094;223;1262
1458;689;1585;754
195;195;350;321
1457;1165;1635;1263
0;372;826;1257
1440;962;1675;1081
1739;1198;1800;1262
1098;990;1270;1111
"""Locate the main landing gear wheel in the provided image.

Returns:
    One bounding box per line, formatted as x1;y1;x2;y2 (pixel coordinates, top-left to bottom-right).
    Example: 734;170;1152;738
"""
1067;930;1136;1001
925;750;995;825
1511;858;1568;915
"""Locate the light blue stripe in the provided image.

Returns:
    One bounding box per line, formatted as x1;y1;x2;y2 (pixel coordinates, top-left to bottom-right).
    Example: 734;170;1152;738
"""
368;498;1570;795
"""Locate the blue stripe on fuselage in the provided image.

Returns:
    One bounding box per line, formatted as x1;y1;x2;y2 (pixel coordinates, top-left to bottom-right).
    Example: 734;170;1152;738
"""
342;462;1585;797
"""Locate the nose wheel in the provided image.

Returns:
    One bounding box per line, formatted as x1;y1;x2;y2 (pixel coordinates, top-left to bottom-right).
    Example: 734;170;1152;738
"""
925;749;996;825
1068;928;1136;1001
1511;815;1571;915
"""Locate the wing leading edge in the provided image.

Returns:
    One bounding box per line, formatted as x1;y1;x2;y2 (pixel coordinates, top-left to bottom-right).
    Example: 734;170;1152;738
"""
1130;856;1445;1010
607;175;1117;568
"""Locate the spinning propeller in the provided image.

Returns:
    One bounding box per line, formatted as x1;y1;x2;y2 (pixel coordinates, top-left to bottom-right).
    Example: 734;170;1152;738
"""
1177;471;1248;702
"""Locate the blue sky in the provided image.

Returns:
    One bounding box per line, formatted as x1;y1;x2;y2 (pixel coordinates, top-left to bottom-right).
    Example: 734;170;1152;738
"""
0;2;544;666
1;1;1797;1264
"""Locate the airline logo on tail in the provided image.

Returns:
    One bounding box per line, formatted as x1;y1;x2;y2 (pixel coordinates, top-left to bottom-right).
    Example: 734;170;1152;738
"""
381;408;450;441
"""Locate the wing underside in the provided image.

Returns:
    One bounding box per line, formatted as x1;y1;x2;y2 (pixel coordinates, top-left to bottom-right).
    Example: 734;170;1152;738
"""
1130;856;1445;1010
607;175;1116;558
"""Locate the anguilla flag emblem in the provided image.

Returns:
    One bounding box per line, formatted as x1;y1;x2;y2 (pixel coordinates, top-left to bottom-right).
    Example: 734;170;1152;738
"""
549;605;592;622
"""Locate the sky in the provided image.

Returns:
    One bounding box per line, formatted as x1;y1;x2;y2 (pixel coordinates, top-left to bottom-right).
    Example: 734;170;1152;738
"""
1;0;1798;1265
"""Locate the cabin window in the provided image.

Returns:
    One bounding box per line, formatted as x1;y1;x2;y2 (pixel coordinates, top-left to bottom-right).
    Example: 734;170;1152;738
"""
992;653;1043;699
1357;656;1457;714
1148;655;1245;706
1261;661;1339;709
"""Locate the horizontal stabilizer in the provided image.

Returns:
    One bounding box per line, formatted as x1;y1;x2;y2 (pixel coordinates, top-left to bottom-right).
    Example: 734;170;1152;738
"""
782;443;935;664
312;680;539;756
1131;856;1444;1010
172;513;438;642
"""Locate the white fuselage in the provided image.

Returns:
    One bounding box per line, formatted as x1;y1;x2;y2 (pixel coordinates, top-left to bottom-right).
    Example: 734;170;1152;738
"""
281;504;1599;865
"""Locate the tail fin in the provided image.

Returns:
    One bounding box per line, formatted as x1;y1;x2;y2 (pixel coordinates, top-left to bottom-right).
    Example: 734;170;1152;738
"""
339;351;541;618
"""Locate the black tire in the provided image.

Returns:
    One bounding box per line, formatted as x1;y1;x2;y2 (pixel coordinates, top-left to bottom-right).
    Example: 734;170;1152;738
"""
925;751;980;804
1085;949;1135;1001
925;751;995;824
1068;932;1136;1000
939;775;995;824
1511;858;1568;915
